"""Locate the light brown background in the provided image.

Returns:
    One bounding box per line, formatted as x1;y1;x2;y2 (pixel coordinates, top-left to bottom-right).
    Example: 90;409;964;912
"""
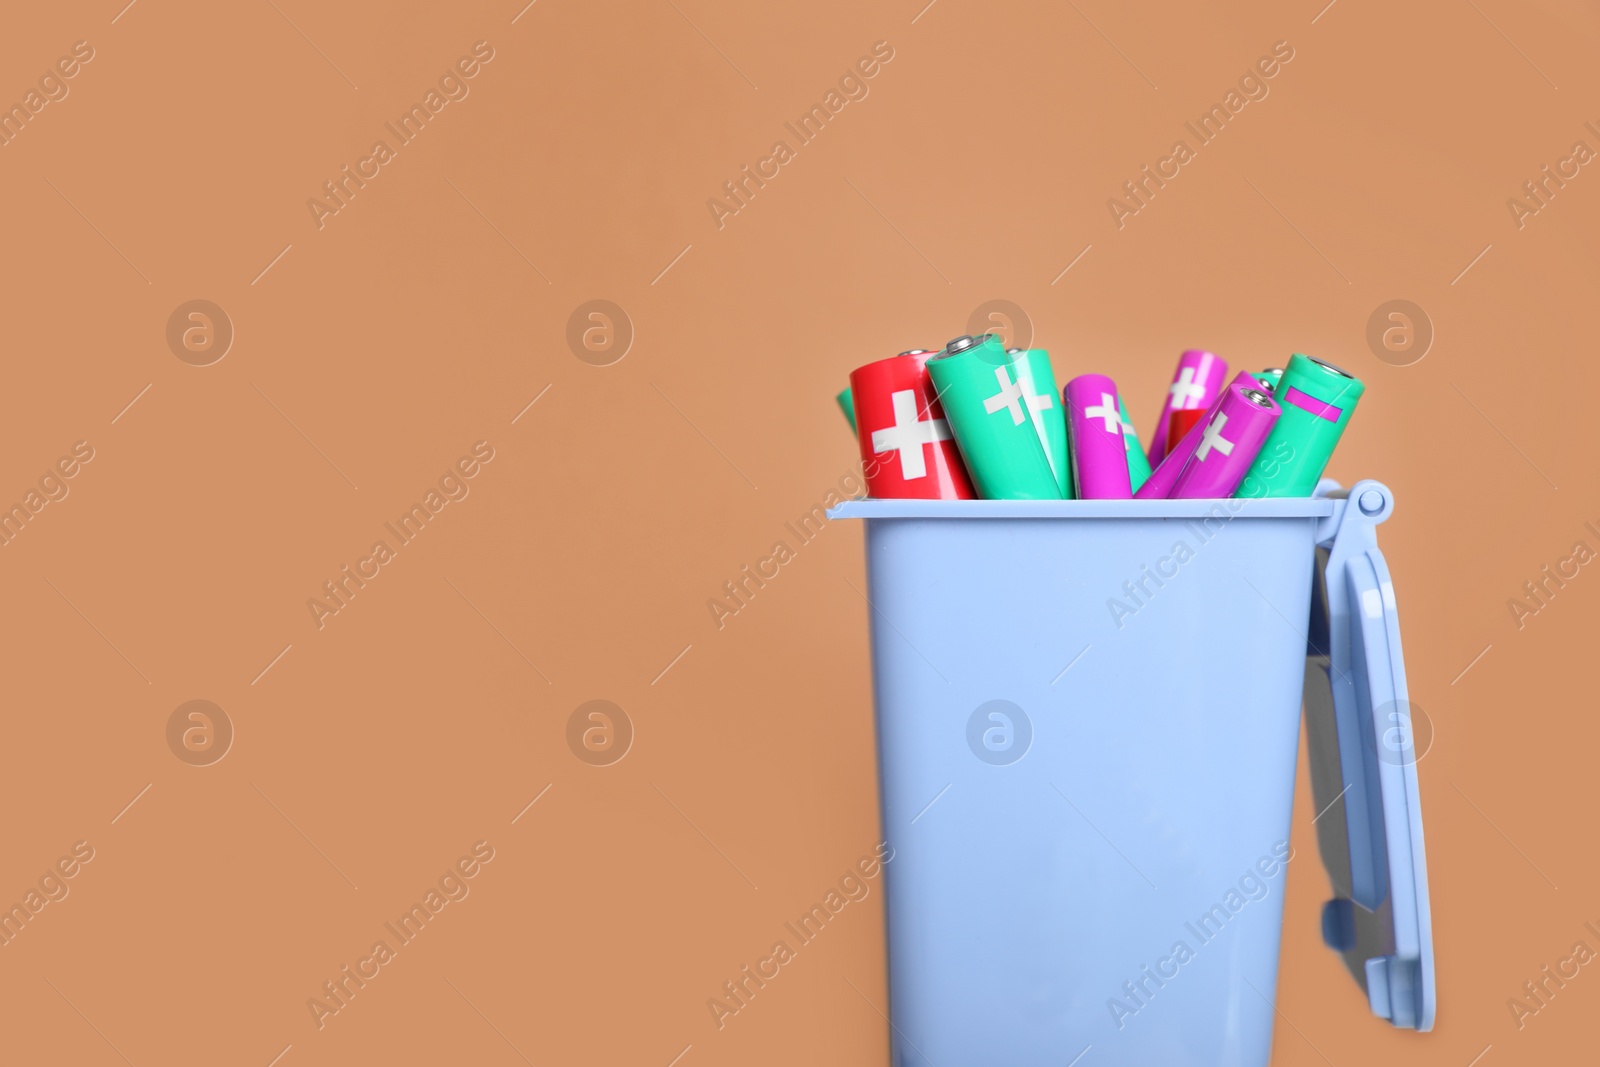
0;0;1595;1064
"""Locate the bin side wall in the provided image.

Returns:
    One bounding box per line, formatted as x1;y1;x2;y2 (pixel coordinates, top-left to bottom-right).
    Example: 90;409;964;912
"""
862;514;1317;1067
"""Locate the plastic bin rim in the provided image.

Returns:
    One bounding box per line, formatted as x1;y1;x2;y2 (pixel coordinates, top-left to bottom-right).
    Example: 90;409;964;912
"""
828;498;1337;520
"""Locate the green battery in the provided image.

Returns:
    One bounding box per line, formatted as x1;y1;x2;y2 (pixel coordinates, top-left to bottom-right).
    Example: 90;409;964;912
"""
1256;368;1283;392
927;335;1060;499
1006;347;1074;499
837;386;856;433
1117;396;1152;494
1241;354;1365;498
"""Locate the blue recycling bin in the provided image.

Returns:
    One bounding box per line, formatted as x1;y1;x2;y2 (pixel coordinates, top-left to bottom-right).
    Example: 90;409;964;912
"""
830;480;1434;1067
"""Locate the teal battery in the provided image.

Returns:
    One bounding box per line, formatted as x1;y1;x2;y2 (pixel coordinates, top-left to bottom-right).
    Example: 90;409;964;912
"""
1117;396;1152;494
1007;348;1074;499
927;335;1061;500
837;386;856;432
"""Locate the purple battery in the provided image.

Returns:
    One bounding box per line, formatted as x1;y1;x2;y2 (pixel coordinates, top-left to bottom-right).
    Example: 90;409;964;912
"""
1168;379;1280;499
1135;370;1262;499
1064;374;1132;499
1147;349;1229;466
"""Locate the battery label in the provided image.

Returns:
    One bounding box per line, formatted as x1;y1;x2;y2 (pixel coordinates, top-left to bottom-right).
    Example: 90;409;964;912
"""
873;391;953;479
1281;386;1342;421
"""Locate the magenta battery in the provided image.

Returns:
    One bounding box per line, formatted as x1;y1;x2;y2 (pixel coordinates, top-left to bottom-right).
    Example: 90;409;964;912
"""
1168;380;1281;499
1063;374;1132;499
1147;349;1229;466
1135;370;1261;499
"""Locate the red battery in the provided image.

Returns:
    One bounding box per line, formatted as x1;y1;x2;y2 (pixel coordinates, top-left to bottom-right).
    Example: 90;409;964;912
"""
850;351;976;499
1166;407;1206;447
1147;349;1228;465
